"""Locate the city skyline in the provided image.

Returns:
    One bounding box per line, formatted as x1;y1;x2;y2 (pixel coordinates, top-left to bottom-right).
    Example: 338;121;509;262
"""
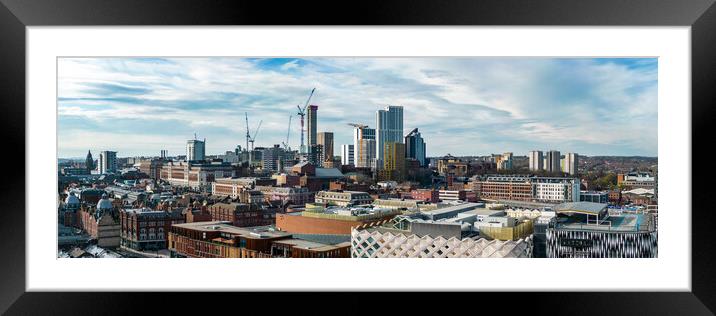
58;57;658;158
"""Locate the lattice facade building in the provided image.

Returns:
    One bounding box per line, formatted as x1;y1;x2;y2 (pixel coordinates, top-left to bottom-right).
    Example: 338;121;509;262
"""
351;228;533;258
546;229;657;258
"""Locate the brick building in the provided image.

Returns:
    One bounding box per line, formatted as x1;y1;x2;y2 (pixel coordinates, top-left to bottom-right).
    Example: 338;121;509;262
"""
119;208;185;251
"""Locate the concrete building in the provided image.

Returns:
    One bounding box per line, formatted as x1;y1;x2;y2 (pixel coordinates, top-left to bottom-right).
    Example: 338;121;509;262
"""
563;152;578;175
580;191;609;204
307;105;318;153
341;144;354;166
618;172;657;190
353;126;376;168
533;178;581;203
317;132;334;165
99;151;117;174
546;202;658;258
160;161;235;191
186;139;206;161
314;190;373;207
529;150;543;171
404;128;426;167
376;105;403;166
473;175;580;203
546;150;561;173
261;144;287;172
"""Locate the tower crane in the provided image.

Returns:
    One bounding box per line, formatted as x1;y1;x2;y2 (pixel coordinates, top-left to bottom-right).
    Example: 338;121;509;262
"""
296;88;315;154
245;112;262;166
282;115;292;150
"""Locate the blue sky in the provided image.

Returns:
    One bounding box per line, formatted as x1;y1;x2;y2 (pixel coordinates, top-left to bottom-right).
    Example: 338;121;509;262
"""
58;57;657;158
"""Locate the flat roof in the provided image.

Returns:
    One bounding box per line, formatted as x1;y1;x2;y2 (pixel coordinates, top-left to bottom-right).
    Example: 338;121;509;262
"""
422;202;481;215
172;221;290;239
554;202;608;215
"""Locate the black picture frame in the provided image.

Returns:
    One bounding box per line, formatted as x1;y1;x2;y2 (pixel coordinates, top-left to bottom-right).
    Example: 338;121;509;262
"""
1;0;714;314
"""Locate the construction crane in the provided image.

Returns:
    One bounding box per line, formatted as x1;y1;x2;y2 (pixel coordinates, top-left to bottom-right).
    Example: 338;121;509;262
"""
244;112;262;166
347;123;368;129
282;115;292;150
296;88;315;154
249;120;262;152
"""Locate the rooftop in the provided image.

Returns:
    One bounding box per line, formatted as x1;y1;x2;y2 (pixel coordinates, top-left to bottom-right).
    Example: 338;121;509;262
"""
554;202;608;216
171;221;290;239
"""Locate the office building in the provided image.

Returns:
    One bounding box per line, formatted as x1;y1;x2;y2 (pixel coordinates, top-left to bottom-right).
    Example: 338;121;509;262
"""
563;152;578;175
529;150;543;171
404;128;426;167
99;150;117;174
160;149;168;159
160;161;235;191
546;202;658;258
379;142;406;181
186;138;206;161
376;105;403;165
314;190;373;207
353;126;376;168
618;172;656;190
261;144;286;172
580;191;609;204
307;105;318;153
546;150;561;173
317;132;334;164
473;175;580;203
341;144;354;166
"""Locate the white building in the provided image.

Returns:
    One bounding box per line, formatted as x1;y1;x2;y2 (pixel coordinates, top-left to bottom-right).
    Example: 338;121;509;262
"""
533;179;581;203
563;152;578;175
99;150;117;174
351;228;533;258
341;144;354;166
529;150;543;171
186;139;205;161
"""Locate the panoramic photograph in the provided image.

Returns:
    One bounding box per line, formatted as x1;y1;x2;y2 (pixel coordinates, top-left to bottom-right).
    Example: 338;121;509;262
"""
56;57;658;259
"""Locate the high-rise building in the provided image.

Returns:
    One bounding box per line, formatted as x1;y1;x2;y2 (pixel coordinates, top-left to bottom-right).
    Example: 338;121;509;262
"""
317;132;334;164
353;126;376;168
563;152;579;175
379;142;406;181
160;149;168;159
529;150;543;171
497;152;513;170
99;151;117;174
307;144;324;166
546;150;561;173
262;144;287;172
376;105;403;165
341;144;354;166
186;139;206;161
404;128;426;167
85;150;94;172
307;105;318;153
